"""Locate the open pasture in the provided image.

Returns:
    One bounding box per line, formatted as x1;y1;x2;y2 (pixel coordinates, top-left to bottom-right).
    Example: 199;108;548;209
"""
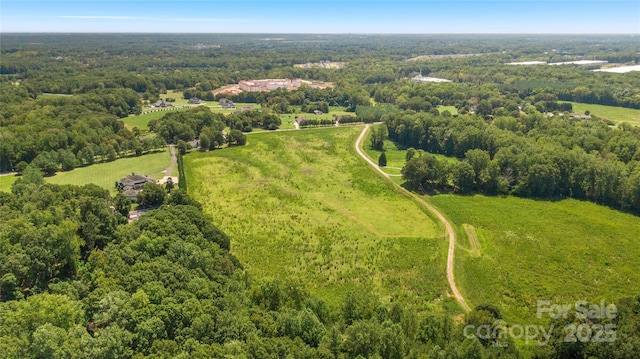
185;126;452;309
429;194;640;324
564;101;640;126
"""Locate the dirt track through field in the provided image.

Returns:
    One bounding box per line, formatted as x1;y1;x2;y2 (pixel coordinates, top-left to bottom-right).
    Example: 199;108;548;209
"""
463;224;481;256
355;124;471;312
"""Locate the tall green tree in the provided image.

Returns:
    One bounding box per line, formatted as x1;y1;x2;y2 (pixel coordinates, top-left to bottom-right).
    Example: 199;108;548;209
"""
136;182;166;208
378;152;387;167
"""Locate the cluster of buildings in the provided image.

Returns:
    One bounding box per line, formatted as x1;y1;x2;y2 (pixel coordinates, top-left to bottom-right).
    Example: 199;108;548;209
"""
238;78;328;92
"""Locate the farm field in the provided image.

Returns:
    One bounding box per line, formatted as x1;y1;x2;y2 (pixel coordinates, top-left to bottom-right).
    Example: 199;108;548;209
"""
564;101;640;126
185;126;454;311
428;194;640;325
0;151;171;194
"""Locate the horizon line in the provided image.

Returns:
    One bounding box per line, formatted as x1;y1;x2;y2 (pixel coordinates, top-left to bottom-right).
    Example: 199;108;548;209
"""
2;31;638;35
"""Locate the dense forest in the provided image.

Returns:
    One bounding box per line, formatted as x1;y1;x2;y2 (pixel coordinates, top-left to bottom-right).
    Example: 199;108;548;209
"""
2;170;639;358
386;111;640;214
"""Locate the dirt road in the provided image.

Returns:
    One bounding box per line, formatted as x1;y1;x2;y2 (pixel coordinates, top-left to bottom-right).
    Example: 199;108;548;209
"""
355;124;471;312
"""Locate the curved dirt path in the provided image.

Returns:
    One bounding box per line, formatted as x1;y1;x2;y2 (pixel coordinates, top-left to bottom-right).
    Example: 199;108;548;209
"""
355;124;471;312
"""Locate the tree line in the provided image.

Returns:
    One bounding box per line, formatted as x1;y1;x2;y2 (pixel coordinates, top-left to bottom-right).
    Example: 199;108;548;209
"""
385;112;640;215
0;90;163;173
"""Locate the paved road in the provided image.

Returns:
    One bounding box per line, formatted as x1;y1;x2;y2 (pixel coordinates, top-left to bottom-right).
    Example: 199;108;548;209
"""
355;124;471;312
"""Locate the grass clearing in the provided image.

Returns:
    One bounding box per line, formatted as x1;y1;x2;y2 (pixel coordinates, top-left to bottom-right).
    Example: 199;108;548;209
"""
428;194;640;326
46;151;171;193
185;127;451;310
563;101;640;126
279;106;352;130
0;151;171;193
123;109;188;130
0;175;17;193
363;124;459;175
437;105;459;116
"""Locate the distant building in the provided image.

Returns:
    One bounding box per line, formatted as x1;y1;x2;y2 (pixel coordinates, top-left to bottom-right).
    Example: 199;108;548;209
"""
116;173;155;201
188;97;203;104
219;98;236;109
238;78;327;92
570;113;592;120
152;100;173;108
549;60;608;66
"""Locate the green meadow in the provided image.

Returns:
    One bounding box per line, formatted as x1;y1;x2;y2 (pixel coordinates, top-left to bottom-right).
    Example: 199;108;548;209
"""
185;126;453;310
0;151;171;194
123;109;188;130
564;101;640;126
0;175;17;193
362;124;459;181
127;101;263;130
428;194;640;325
279;106;353;130
437;105;459;116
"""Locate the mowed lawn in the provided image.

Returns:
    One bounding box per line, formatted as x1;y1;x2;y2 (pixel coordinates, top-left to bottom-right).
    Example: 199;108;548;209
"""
0;151;171;194
123;109;188;131
279;106;353;130
564;101;640;126
185;126;452;310
429;194;640;325
124;102;263;130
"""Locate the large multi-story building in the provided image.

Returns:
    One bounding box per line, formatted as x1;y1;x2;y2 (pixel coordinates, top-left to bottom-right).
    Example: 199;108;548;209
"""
238;78;325;92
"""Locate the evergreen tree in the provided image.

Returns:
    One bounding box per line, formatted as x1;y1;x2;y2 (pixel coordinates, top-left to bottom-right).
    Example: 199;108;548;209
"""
378;152;387;167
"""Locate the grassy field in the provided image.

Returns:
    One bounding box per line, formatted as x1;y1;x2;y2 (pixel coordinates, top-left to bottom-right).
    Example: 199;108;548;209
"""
564;101;640;126
437;105;459;116
279;106;352;130
428;194;640;326
124;103;261;130
0;175;17;193
362;124;459;179
123;109;188;130
185;126;454;311
0;151;171;194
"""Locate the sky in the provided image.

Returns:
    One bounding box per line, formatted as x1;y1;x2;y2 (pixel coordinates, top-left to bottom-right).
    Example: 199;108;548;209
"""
1;1;639;34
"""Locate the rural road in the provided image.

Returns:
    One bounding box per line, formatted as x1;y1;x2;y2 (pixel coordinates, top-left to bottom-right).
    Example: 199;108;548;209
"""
355;124;471;312
166;144;177;176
